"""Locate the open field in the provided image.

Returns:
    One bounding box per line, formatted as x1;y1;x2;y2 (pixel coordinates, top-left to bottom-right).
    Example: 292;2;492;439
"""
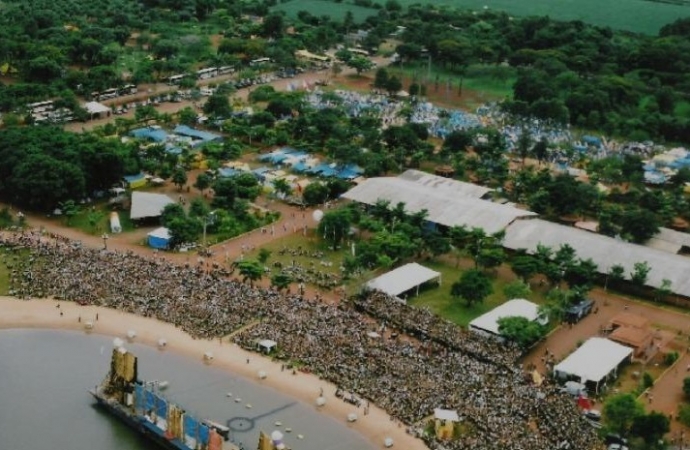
272;0;378;22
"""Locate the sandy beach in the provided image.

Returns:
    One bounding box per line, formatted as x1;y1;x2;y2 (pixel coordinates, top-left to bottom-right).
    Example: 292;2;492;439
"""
0;296;428;450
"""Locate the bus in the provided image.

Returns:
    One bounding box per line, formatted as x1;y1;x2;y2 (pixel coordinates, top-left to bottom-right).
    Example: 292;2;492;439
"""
249;57;272;67
26;100;54;113
93;88;119;101
167;74;186;85
348;48;370;57
196;67;218;80
120;84;138;95
218;66;235;75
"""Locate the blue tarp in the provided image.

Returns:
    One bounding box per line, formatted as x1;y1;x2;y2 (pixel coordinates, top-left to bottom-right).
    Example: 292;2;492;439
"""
131;127;168;142
582;135;602;147
135;384;146;411
218;168;239;178
184;414;198;438
173;125;222;142
291;161;310;173
148;235;170;250
198;424;210;445
145;390;156;412
165;145;183;155
156;396;168;419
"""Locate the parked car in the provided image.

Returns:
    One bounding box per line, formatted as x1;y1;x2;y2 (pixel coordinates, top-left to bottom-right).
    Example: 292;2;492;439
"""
605;434;628;446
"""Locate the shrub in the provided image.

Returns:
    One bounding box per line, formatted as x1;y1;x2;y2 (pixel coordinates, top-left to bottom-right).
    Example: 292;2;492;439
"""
665;351;680;366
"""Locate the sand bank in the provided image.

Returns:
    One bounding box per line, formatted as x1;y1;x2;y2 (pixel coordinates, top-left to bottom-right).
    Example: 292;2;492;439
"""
0;297;428;450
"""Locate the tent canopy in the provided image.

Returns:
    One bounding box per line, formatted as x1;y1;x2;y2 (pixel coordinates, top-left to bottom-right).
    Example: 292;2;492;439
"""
554;337;632;385
84;101;110;114
366;263;440;299
130;192;175;220
258;339;277;351
434;408;459;422
469;299;542;336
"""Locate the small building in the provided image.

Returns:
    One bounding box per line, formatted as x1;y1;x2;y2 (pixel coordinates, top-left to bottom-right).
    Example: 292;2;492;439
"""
147;227;171;249
433;408;459;440
130;192;175;220
553;337;633;393
130;126;169;143
609;326;654;359
365;263;441;302
173;125;222;147
469;298;546;340
83;101;111;120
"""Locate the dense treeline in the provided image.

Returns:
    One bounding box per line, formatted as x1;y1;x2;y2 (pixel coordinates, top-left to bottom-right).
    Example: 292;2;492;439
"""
395;8;690;143
0;127;137;210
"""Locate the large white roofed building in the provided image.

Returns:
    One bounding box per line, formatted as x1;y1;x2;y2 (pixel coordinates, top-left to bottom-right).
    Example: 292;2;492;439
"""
553;337;632;393
342;170;536;234
503;219;690;297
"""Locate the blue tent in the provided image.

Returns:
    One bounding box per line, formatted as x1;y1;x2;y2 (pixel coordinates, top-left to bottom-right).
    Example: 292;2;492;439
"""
147;227;171;249
218;167;239;178
582;135;602;147
130;127;168;142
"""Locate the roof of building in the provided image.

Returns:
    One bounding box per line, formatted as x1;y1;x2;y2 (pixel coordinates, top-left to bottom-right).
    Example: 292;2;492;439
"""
398;169;492;198
130;192;175;220
646;227;690;254
130;127;168;143
609;326;653;349
503;219;690;297
83;101;110;114
342;175;535;234
366;263;440;298
609;312;650;330
173;125;221;142
554;338;632;383
469;299;542;336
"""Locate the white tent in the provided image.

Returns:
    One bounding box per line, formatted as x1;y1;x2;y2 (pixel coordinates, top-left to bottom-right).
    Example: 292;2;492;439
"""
434;408;459;422
469;299;544;338
84;101;111;118
257;339;277;353
554;338;632;393
366;263;441;300
130;191;175;220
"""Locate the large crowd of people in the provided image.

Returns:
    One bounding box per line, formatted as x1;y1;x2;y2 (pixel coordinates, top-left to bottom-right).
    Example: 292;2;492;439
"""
0;230;602;450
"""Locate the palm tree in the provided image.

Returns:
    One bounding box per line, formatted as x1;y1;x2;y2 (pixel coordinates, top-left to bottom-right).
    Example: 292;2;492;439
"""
272;178;292;199
237;260;263;287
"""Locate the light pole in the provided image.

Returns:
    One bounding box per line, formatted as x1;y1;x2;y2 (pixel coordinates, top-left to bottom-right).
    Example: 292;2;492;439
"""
201;211;216;250
101;233;109;250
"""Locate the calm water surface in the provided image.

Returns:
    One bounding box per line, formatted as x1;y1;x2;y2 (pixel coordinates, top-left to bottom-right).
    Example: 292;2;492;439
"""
0;329;374;450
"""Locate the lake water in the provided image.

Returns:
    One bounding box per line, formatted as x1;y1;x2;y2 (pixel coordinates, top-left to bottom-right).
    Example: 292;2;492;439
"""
0;329;374;450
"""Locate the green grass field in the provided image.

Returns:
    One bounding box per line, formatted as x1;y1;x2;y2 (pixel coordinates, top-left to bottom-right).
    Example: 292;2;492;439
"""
272;0;378;22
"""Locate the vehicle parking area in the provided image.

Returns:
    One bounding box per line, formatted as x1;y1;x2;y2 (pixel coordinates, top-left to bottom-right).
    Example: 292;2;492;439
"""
524;287;690;435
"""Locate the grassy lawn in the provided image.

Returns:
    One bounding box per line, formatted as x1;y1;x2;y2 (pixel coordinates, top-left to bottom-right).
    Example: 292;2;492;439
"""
272;0;378;22
59;203;136;236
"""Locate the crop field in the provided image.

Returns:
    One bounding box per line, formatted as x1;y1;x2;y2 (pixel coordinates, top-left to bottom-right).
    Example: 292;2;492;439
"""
271;0;378;22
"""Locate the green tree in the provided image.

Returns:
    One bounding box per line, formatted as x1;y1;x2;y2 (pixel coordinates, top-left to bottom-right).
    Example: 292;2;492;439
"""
302;182;329;205
373;68;389;90
237;259;264;287
630;411;670;446
194;172;212;195
451;269;493;306
272;178;292;198
318;209;352;250
347;56;374;75
603;393;644;435
257;248;272;265
497;316;545;349
503;280;532;299
172;168;188;191
270;271;292;292
203;92;232;118
166;216;202;249
631;261;651;286
160;203;186;227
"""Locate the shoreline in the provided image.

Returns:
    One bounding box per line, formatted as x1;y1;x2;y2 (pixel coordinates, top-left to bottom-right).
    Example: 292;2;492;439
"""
0;296;428;450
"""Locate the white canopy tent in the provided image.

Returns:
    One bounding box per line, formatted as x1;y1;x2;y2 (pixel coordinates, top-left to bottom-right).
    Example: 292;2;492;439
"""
366;263;441;301
84;101;111;119
434;408;459;422
130;192;175;220
554;337;632;393
469;299;544;338
258;339;277;353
